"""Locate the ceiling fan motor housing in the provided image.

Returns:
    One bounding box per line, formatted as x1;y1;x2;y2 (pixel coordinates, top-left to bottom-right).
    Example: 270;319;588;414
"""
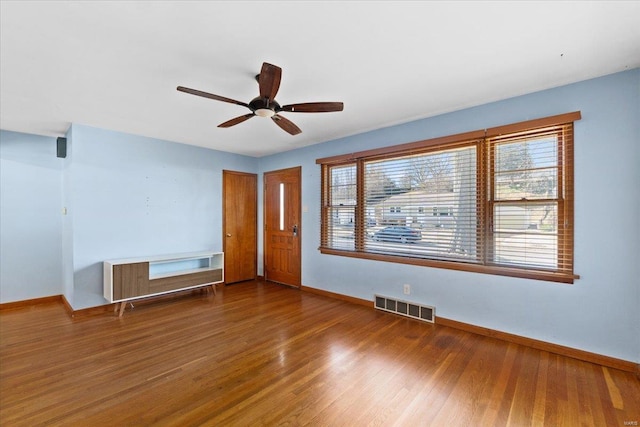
250;97;280;112
250;97;280;117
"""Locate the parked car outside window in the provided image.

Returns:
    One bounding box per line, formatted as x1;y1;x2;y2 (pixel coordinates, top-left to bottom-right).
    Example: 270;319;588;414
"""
372;226;422;243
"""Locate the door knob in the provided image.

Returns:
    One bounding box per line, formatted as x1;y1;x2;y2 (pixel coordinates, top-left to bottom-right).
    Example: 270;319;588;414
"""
226;233;232;237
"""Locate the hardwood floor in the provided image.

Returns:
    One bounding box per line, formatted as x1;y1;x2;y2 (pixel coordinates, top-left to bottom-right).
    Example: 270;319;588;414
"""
1;280;638;426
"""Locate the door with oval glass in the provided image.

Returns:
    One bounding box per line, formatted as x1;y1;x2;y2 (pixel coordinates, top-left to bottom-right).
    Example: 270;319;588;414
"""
263;167;301;287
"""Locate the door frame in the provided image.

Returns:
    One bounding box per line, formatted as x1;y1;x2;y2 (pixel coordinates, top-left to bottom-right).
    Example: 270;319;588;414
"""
223;169;258;284
263;166;302;287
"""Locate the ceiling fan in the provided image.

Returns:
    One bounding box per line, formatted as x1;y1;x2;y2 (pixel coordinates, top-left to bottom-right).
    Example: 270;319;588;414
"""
177;62;344;135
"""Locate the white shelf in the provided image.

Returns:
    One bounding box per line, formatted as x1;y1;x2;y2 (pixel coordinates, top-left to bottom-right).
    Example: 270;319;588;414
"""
149;266;219;280
105;250;220;266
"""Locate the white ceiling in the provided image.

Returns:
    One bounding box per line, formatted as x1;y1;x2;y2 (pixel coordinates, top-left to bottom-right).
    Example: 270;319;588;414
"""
1;1;639;157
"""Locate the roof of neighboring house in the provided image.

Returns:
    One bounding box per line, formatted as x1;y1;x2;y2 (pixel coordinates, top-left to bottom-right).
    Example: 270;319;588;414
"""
376;190;459;207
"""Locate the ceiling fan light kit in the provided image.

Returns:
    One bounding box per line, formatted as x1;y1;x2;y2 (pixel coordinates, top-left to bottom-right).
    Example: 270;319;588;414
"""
255;108;275;118
177;62;343;135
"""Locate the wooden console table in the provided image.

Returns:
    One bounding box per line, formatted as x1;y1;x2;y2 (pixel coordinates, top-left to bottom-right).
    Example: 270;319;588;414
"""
103;251;224;316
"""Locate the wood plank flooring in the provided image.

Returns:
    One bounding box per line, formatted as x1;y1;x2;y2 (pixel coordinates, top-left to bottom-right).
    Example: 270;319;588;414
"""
1;280;638;426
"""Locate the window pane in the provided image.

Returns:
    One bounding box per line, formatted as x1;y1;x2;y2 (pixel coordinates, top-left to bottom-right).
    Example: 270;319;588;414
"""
492;133;561;270
493;203;558;269
329;165;356;206
325;164;357;251
363;146;478;262
495;135;558;172
494;135;559;201
495;168;558;200
326;206;355;250
279;183;285;231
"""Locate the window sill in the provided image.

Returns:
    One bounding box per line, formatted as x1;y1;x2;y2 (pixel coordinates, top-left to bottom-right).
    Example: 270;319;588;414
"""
318;247;577;284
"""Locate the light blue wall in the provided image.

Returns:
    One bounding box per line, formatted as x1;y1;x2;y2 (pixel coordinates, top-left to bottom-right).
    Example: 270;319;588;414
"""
66;125;258;308
258;69;640;363
0;131;64;302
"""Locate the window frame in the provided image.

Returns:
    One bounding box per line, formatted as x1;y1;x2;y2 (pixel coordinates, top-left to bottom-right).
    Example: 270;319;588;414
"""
317;112;580;284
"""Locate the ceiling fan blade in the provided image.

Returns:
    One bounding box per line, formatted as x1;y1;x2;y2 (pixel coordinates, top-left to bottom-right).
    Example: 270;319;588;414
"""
177;86;250;109
272;115;302;135
258;62;282;100
218;113;255;128
280;102;344;113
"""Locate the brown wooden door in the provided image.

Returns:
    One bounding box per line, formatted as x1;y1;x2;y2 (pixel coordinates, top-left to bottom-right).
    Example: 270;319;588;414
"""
223;170;257;284
264;167;301;287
